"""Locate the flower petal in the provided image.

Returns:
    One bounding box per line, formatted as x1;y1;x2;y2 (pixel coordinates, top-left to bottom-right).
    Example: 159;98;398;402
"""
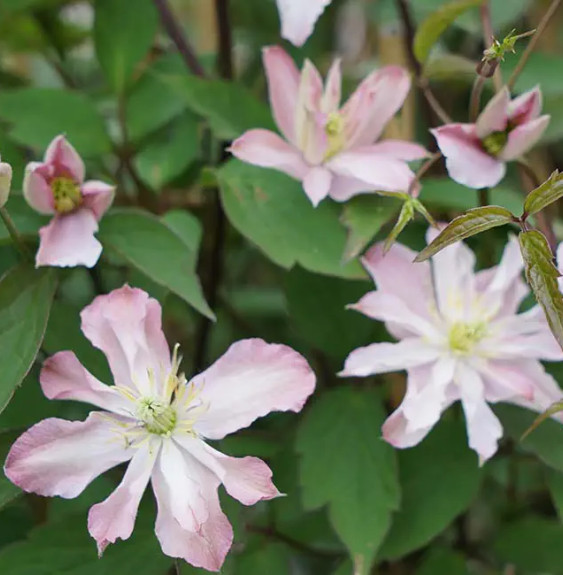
342;66;411;147
475;87;510;139
40;351;131;415
36;209;102;268
88;440;158;555
80;285;171;396
431;124;506;189
193;339;315;440
303;166;332;206
480;360;537;402
276;0;332;47
262;46;301;142
4;412;133;498
326;174;379;202
230;129;309;180
339;338;440;378
508;86;542;124
364;140;429;161
322;58;342;113
45;134;85;183
499;115;550;161
23;162;55;215
81;181;115;221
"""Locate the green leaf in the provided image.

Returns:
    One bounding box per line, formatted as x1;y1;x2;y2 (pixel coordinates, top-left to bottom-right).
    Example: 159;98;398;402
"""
98;209;213;319
217;161;364;279
284;268;375;358
296;388;400;575
340;195;398;261
416;548;468;575
234;542;292;575
384;199;415;253
493;518;563;574
519;229;563;351
161;209;202;254
415;206;515;262
523;170;563;217
379;420;482;560
0;195;48;244
547;468;563;522
0;265;57;414
0;89;111;157
94;0;157;94
413;0;484;63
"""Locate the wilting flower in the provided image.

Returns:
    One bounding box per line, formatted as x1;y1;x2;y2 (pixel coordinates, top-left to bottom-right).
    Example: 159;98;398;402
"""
340;230;563;463
432;86;549;189
275;0;332;46
4;286;315;571
231;46;427;206
0;159;12;208
23;135;115;268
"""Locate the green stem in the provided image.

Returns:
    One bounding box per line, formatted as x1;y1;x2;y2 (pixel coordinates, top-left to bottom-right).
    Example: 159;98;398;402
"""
0;207;32;262
469;75;486;122
408;152;442;195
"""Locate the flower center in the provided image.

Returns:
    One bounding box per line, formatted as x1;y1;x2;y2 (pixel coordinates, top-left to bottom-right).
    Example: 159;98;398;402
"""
137;397;177;436
51;177;82;213
324;111;345;160
448;321;487;355
482;130;509;157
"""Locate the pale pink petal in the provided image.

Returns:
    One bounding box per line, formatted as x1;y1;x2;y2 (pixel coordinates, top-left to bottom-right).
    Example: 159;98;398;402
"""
44;134;85;183
80;286;171;396
81;180;115;221
36;209;102;268
193;339;315;440
490;321;563;361
152;449;232;572
498;115;550;161
431;124;506;189
4;412;133;498
175;436;280;505
0;161;12;207
276;0;332;47
364;140;429;161
322;58;342;113
88;440;158;555
327;150;415;193
326;174;379;202
342;66;411;147
230;130;309;180
508;86;542;124
480;360;537;403
40;351;131;415
339;338;440;377
23;162;55;215
262;46;301;143
475;87;510;139
457;364;503;463
303;166;332;206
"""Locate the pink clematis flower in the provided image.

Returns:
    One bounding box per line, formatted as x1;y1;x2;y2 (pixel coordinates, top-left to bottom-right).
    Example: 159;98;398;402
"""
23;135;115;268
432;86;550;189
4;286;315;571
340;229;563;464
275;0;332;46
231;46;427;206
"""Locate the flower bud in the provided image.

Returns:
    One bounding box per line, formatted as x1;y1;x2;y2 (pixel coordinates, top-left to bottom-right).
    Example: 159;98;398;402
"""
0;161;12;208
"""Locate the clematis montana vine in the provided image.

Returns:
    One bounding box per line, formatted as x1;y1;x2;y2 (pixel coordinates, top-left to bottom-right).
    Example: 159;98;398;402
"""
231;46;427;206
340;229;563;463
23;135;115;268
4;286;316;571
275;0;332;46
432;86;550;189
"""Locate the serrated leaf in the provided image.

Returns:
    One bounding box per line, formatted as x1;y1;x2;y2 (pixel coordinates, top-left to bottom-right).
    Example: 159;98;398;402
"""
519;229;563;351
523;170;563;217
415;206;514;262
414;0;484;63
384;200;415;253
0;265;57;414
98;209;213;319
296;388;400;575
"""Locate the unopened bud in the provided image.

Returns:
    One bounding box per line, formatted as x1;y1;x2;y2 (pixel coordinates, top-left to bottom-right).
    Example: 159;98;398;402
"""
478;29;535;78
0;161;12;208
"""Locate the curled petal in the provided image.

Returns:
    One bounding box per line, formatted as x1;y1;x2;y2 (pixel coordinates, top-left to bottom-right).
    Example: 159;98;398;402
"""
36;209;102;268
80;285;171;396
509;86;542;124
276;0;332;47
88;440;158;555
82;181;115;221
499;115;550;161
303;166;332;206
23;162;55;215
193;339;315;440
44;134;85;183
4;412;133;499
475;87;510;139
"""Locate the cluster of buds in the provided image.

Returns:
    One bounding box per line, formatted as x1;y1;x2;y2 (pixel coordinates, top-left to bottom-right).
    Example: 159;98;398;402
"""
477;28;535;77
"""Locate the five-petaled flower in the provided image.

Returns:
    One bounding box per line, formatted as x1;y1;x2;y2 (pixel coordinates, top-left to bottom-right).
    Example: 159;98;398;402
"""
275;0;332;47
4;286;316;571
432;86;550;189
340;229;563;464
231;46;427;207
23;134;115;268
